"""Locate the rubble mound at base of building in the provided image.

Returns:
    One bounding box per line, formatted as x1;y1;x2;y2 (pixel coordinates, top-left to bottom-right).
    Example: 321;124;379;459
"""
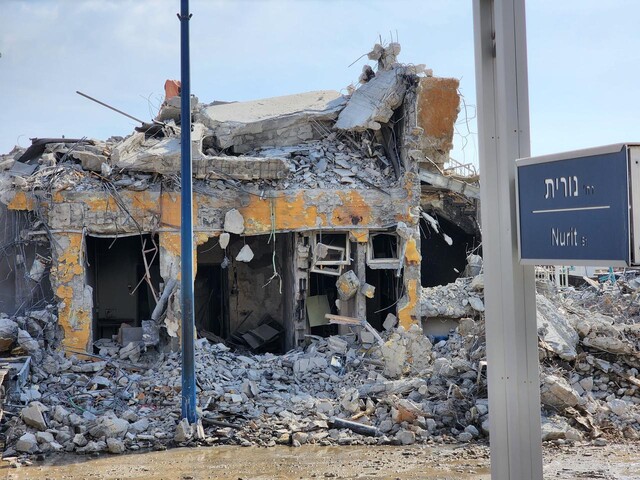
2;273;639;459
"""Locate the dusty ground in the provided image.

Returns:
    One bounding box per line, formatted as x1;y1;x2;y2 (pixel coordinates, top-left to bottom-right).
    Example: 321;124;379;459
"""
1;442;639;480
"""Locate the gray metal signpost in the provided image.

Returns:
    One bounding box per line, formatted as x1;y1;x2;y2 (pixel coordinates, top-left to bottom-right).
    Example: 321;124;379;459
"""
473;1;543;478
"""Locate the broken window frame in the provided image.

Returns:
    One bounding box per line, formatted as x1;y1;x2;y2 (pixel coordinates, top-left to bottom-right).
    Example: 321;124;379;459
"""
310;231;350;277
366;231;402;270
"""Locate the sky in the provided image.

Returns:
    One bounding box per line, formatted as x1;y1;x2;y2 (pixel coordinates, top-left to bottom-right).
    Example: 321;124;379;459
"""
1;0;640;169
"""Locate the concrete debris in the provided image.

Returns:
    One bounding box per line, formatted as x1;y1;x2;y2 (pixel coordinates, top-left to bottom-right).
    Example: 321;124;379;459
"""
540;416;583;442
336;270;360;301
467;296;484;313
336;66;407;131
418;168;480;200
141;320;160;347
537;294;579;361
421;270;640;444
174;418;193;443
224;208;245;235
382;313;397;331
367;42;402;71
197;90;347;154
17;328;41;361
219;232;230;249
0;317;19;351
235;244;254;263
360;283;376;299
21;402;48;431
395;429;416;445
0;258;637;460
88;414;129;439
16;433;38;453
106;437;126;454
421;277;477;318
540;375;581;409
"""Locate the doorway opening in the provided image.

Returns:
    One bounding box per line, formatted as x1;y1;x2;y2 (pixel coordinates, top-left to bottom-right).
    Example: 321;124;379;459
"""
365;268;401;331
196;234;291;353
86;234;161;342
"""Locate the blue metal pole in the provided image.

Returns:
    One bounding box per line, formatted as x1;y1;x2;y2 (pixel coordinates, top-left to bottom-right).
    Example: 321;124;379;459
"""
179;0;197;423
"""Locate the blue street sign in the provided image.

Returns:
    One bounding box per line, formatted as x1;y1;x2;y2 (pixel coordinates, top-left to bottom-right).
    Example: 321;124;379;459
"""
517;144;632;266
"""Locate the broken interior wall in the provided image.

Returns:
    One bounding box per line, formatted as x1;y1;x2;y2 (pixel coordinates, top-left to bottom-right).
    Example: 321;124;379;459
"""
396;219;422;330
0;203;18;313
0;204;54;316
414;77;460;171
49;232;93;351
197;234;287;338
281;234;299;351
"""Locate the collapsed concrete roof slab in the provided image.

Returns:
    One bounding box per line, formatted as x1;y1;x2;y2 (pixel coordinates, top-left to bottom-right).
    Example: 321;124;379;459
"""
111;124;288;180
335;67;407;132
197;90;347;153
112;124;205;173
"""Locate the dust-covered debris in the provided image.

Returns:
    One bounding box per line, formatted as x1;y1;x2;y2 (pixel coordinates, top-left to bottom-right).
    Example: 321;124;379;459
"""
421;270;640;444
0;262;639;464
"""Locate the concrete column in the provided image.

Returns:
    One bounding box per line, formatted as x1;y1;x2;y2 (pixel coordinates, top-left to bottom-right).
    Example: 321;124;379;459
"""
158;232;182;348
49;233;93;351
396;225;422;329
355;242;367;322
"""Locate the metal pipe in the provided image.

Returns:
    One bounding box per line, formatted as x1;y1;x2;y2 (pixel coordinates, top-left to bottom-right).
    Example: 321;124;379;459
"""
76;91;146;124
179;0;197;424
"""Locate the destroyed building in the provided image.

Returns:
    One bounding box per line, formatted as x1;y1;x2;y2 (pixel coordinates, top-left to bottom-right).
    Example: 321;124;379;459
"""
0;43;479;355
0;45;638;459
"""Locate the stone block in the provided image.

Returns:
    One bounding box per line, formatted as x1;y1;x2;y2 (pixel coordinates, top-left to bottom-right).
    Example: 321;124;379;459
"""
360;283;375;299
336;67;407;131
383;313;397;331
16;433;38;453
22;402;48;431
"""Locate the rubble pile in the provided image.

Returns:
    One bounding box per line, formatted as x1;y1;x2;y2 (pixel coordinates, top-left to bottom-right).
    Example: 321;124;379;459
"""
1;318;487;456
421;274;640;444
0;131;396;200
0;307;61;362
1;271;639;458
247;133;400;190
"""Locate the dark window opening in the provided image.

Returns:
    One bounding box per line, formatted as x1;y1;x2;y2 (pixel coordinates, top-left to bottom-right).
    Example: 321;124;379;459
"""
194;264;226;337
370;233;399;260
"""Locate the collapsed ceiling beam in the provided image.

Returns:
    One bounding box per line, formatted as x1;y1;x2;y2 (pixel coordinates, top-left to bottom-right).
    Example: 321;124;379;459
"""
418;167;480;200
